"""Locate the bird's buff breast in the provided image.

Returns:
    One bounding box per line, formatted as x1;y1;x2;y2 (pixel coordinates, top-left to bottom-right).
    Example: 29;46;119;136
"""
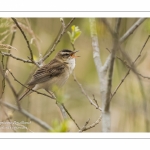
33;58;76;91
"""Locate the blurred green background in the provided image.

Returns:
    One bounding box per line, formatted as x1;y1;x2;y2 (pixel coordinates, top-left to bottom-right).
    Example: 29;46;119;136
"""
0;18;150;132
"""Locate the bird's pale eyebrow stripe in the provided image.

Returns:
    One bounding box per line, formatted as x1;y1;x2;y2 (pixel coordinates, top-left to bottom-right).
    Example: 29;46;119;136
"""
60;52;70;55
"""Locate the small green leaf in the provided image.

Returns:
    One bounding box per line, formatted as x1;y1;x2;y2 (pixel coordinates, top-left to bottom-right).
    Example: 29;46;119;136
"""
74;31;81;41
71;25;75;31
67;25;81;44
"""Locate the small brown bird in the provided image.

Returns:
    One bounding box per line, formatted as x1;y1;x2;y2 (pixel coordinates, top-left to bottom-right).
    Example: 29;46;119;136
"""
19;49;78;101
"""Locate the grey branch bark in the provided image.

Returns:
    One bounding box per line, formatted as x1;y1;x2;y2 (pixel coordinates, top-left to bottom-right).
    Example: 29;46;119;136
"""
89;18;110;132
0;100;53;131
119;18;146;43
1;51;32;64
89;18;146;132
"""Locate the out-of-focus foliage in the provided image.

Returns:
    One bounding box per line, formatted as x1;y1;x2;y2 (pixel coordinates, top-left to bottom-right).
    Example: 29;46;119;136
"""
51;119;69;132
0;18;13;43
0;18;150;132
52;85;68;103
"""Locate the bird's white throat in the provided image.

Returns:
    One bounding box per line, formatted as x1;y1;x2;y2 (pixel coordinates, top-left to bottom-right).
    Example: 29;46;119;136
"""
68;58;76;74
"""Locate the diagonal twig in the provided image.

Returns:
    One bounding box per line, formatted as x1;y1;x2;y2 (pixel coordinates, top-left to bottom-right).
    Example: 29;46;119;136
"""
73;72;102;111
0;55;5;99
11;18;38;67
0;30;16;99
0;66;21;110
79;118;90;132
101;18;119;111
61;103;80;130
119;18;146;43
42;18;75;62
0;67;18;98
0;100;53;131
111;35;150;100
0;51;32;64
6;29;16;68
115;18;121;34
92;95;100;108
79;115;102;132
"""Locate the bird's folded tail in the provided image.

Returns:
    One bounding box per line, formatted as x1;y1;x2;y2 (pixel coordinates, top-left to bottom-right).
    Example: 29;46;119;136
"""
18;85;34;101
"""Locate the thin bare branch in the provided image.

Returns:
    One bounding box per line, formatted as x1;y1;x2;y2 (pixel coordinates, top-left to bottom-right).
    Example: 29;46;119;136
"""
92;95;100;108
0;31;16;99
112;69;130;100
6;30;16;68
137;73;150;80
0;100;53;131
11;18;38;66
79;116;102;132
101;18;114;36
18;21;42;57
79;118;90;132
115;18;121;34
65;18;75;29
61;103;80;130
133;35;150;63
111;35;150;100
0;55;5;98
0;66;21;110
42;18;75;62
0;67;18;98
115;51;150;80
101;18;121;77
105;37;118;111
119;18;146;43
10;31;16;46
1;51;32;64
73;72;102;111
101;19;119;112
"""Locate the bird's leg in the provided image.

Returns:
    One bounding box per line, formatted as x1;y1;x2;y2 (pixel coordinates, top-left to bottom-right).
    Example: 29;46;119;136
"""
45;89;56;99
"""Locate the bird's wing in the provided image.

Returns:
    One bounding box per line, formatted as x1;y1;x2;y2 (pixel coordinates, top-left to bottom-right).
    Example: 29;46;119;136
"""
28;59;66;85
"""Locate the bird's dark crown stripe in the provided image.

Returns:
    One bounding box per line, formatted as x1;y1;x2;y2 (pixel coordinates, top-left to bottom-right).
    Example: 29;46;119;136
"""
60;49;73;56
61;49;72;53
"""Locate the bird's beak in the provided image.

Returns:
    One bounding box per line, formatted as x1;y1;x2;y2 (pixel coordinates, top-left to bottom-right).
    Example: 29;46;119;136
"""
71;50;79;58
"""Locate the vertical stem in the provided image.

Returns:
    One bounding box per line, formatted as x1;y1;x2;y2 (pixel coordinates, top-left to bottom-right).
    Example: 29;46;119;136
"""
89;18;110;132
102;37;118;132
89;18;102;82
